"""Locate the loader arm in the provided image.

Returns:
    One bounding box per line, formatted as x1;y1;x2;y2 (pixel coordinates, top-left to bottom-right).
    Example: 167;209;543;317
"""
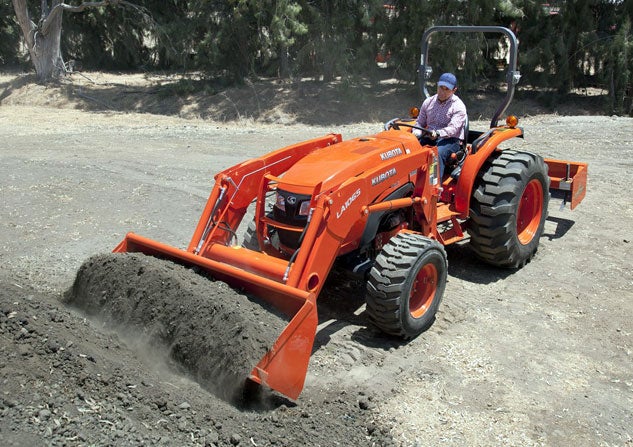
189;133;341;254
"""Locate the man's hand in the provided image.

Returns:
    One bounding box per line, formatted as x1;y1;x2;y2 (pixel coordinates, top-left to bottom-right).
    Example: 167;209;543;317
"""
412;128;423;138
431;130;439;139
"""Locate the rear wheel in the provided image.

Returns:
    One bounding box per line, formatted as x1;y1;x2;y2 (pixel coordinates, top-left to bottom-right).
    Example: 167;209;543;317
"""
366;233;447;339
468;150;550;268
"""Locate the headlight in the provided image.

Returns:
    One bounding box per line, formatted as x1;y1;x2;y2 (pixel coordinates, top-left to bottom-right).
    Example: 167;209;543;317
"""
275;193;285;211
273;190;311;218
298;200;311;216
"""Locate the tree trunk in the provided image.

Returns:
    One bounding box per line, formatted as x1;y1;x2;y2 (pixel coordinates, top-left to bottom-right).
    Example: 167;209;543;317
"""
279;43;289;78
12;0;66;82
32;21;65;82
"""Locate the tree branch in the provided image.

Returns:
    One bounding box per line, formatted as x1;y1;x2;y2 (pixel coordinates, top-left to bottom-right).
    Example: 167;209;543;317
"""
42;0;135;35
41;0;50;19
11;0;36;48
55;0;127;13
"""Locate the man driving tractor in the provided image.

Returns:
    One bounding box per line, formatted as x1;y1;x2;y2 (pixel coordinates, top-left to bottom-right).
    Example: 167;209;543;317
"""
412;72;467;179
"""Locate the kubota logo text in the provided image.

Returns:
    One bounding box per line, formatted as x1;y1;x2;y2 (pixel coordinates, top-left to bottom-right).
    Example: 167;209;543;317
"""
371;168;397;186
336;188;362;219
380;147;403;161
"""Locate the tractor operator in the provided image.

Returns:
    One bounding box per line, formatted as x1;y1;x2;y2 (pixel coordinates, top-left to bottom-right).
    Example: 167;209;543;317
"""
412;72;467;179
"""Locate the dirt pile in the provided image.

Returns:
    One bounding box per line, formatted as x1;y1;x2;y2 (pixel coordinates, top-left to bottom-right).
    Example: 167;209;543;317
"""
62;253;289;404
1;271;390;447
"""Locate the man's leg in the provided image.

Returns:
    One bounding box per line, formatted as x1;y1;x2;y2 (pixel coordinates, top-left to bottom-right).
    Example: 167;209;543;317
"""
436;138;461;179
417;136;436;147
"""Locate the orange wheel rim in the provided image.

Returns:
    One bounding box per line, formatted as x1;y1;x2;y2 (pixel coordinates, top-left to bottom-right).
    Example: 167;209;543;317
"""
409;263;437;318
517;179;544;245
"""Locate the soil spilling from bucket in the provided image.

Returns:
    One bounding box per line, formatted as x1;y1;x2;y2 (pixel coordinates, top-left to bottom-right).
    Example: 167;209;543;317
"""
63;252;289;404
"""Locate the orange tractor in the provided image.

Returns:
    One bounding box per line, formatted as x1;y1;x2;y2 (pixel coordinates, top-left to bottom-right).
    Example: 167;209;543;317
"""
113;26;587;400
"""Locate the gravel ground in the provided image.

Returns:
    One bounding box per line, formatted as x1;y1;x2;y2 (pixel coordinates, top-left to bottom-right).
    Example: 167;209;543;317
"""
1;73;632;446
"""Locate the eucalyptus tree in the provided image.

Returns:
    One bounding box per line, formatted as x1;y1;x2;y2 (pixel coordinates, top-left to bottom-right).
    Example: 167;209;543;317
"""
11;0;144;81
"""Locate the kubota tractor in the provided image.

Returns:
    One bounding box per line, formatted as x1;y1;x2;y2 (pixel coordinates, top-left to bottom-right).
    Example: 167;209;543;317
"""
91;26;587;401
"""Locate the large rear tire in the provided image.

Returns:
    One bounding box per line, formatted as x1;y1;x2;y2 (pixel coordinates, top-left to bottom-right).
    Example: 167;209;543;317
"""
468;149;550;268
366;233;447;339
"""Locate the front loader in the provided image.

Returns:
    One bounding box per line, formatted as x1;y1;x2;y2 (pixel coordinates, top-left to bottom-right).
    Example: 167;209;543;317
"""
82;26;588;401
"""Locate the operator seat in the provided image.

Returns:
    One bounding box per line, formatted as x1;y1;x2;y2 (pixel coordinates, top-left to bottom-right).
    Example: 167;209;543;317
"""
447;114;469;179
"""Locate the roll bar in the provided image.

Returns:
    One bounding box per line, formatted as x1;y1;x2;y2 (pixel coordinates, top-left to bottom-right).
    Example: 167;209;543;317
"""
419;25;521;128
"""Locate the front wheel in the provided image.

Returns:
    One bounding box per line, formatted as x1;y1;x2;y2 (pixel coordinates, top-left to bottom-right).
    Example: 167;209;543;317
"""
366;233;447;339
468;149;550;268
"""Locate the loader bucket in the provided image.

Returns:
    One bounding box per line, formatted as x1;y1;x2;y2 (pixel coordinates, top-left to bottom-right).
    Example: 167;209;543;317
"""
545;159;589;210
113;232;318;401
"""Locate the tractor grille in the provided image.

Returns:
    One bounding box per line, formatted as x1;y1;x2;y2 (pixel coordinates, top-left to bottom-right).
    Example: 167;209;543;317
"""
272;190;311;249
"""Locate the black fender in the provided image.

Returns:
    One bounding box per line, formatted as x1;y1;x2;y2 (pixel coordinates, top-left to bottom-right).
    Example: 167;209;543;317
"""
360;183;414;250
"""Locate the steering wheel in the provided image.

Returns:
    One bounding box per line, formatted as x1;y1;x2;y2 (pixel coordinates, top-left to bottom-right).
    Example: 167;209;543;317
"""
384;119;433;136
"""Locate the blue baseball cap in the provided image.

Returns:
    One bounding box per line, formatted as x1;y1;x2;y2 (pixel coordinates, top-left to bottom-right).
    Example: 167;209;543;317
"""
438;72;457;90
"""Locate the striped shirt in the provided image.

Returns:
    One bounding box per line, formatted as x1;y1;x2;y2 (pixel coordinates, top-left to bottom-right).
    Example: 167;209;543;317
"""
415;94;467;141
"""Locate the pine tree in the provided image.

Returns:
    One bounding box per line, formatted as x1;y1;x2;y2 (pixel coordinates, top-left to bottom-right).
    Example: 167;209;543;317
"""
0;1;20;66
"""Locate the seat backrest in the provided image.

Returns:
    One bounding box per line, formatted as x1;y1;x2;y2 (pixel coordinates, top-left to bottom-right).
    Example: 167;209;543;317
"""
462;114;469;151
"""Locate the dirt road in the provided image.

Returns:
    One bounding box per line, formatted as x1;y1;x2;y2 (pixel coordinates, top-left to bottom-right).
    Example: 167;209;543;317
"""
1;103;632;446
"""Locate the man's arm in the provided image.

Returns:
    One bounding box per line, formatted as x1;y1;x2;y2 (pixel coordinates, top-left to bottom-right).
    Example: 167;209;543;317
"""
415;97;432;128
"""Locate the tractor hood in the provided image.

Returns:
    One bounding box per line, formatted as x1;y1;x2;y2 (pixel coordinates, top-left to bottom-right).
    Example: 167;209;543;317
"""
278;131;417;194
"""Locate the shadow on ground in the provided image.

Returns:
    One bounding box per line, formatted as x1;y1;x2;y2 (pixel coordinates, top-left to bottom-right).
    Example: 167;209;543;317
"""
0;70;611;126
